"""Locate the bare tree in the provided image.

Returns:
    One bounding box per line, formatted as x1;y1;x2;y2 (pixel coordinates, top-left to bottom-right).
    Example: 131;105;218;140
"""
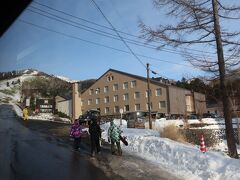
140;0;240;158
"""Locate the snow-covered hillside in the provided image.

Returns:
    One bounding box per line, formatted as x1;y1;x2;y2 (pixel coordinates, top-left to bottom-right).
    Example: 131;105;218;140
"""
0;70;41;103
54;75;78;83
0;69;77;103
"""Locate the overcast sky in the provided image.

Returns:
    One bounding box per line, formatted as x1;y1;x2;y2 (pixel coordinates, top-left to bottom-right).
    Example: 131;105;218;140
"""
0;0;224;81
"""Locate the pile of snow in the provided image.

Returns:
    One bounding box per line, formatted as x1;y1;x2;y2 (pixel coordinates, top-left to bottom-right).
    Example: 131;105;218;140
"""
101;119;159;140
211;140;240;154
151;118;240;130
101;119;240;180
148;118;200;130
151;118;184;130
30;113;56;121
12;103;23;117
29;113;71;123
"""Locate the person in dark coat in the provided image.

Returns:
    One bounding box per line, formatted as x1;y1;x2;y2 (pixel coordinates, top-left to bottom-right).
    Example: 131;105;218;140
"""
89;116;101;156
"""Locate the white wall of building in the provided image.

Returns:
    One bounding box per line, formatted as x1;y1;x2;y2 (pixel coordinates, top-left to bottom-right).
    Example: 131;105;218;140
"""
57;100;72;117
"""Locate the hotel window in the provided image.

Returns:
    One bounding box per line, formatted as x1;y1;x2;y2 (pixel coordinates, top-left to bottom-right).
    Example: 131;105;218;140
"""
131;80;137;88
89;89;93;95
113;84;118;91
81;100;84;106
123;93;129;101
124;105;129;112
156;88;162;96
159;101;166;109
96;88;100;94
88;99;92;105
96;98;100;104
135;104;140;111
105;107;110;114
145;90;152;97
123;82;128;89
104;96;109;103
113;95;119;102
134;92;140;99
104;86;109;93
114;106;119;113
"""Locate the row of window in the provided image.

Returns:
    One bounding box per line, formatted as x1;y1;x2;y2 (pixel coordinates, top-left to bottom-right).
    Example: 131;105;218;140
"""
99;101;166;114
89;80;141;95
87;90;162;105
89;88;162;99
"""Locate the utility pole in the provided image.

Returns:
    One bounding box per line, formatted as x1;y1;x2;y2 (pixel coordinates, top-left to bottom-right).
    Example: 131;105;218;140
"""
147;63;152;129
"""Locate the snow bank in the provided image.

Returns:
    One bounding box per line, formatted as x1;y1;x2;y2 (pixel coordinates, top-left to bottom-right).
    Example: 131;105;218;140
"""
153;118;184;130
101;119;240;180
101;119;159;139
28;113;71;123
125;135;240;180
11;103;23;117
152;118;240;130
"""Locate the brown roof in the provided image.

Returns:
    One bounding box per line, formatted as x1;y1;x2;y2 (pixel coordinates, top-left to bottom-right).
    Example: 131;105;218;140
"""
81;68;168;94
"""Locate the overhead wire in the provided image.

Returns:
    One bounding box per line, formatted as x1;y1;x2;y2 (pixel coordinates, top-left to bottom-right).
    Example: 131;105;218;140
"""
104;0;195;80
26;6;213;60
88;0;146;68
18;19;196;68
27;1;240;80
31;1;223;58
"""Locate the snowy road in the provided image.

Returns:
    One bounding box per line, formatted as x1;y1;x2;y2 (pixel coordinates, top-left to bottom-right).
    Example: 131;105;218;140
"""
0;104;111;180
0;104;182;180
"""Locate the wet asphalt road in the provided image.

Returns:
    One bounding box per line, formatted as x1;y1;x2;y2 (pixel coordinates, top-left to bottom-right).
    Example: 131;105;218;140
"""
0;104;111;180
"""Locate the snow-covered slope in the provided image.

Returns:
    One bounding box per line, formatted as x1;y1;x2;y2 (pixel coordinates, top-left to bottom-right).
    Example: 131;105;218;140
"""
0;69;77;103
0;70;84;104
53;75;77;83
0;70;43;103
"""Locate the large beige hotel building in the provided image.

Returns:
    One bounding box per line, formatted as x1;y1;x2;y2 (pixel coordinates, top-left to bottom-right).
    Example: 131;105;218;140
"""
71;69;206;119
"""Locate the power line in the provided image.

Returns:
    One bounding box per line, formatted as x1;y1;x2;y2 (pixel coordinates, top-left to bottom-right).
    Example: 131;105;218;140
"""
26;8;121;41
27;7;212;60
89;0;146;68
32;1;221;57
18;19;195;68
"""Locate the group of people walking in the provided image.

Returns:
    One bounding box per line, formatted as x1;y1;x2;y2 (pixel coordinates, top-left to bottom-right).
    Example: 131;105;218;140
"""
70;117;123;157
